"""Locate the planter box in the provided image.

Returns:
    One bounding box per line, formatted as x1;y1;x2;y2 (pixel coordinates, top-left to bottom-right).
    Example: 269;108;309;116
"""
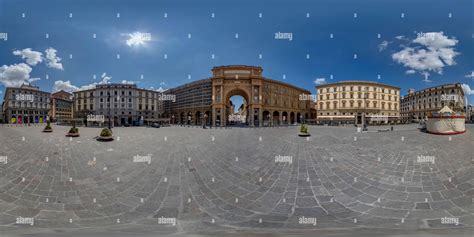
43;128;53;133
66;133;80;137
298;132;311;137
97;136;114;141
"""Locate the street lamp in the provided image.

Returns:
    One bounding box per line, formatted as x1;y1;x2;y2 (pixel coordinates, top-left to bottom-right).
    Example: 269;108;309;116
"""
107;90;111;130
203;113;208;129
362;87;368;130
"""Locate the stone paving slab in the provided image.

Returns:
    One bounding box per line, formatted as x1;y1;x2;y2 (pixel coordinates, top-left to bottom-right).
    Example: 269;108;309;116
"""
0;124;472;236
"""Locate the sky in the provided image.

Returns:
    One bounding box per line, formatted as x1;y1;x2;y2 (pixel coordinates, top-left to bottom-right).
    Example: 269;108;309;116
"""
0;0;473;110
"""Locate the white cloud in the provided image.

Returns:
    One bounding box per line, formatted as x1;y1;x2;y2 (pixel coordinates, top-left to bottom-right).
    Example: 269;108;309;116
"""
395;35;405;40
378;41;390;52
462;84;474;95
52;80;79;93
13;48;43;66
406;69;416;74
149;86;167;92
44;47;64;70
313;78;326;85
121;80;138;85
0;63;35;87
465;71;474;79
392;32;459;82
53;73;112;92
159;82;167;86
126;32;151;47
413;32;458;49
421;72;432;83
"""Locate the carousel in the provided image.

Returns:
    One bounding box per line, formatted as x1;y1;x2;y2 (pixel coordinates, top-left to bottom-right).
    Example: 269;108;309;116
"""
426;106;466;135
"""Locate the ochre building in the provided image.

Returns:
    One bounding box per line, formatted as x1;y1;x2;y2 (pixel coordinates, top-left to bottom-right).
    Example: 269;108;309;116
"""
164;65;314;127
400;83;465;123
316;81;400;125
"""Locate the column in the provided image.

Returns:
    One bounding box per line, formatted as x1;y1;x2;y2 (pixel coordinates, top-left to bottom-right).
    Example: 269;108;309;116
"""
279;111;283;125
221;107;225;127
249;105;254;126
212;108;216;127
259;108;263;126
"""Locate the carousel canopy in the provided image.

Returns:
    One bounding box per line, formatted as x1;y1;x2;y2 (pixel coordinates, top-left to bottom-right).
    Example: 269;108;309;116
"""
438;106;454;114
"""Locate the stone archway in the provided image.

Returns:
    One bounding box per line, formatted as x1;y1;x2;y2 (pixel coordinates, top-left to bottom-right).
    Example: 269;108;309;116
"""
273;111;280;125
282;111;288;125
263;110;270;126
195;111;201;125
180;112;185;124
290;112;295;124
225;88;250;126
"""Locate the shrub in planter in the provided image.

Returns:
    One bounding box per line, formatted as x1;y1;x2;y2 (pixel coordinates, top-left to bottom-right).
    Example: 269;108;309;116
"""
43;121;53;133
97;128;113;141
298;124;310;137
66;126;80;137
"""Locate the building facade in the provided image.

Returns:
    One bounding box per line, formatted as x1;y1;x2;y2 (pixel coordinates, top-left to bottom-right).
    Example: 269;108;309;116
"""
73;84;165;127
316;81;400;125
400;83;465;123
163;79;212;125
2;84;51;124
164;65;314;127
50;90;73;123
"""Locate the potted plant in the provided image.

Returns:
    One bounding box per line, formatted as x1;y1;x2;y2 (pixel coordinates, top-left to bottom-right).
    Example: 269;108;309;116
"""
66;126;80;137
298;124;310;137
43;121;53;133
97;128;113;141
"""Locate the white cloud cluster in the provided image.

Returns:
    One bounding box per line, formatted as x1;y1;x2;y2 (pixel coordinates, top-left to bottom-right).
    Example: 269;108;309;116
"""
121;80;138;85
462;84;474;95
52;80;79;93
149;86;167;92
44;47;64;70
13;48;43;66
378;40;390;52
0;63;36;87
392;32;459;82
313;78;326;85
53;73;113;92
465;71;474;80
0;47;63;88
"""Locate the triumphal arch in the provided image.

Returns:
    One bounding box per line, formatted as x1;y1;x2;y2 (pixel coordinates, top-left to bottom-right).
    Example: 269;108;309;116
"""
211;65;312;127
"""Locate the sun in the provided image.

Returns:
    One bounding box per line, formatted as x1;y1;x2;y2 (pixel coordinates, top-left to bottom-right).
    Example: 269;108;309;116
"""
126;32;151;47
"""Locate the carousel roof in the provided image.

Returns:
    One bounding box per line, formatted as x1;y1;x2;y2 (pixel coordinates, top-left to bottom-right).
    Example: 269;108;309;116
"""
438;106;454;114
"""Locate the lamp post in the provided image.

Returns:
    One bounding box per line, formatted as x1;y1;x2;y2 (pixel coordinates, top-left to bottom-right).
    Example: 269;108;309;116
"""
107;89;111;130
362;87;368;130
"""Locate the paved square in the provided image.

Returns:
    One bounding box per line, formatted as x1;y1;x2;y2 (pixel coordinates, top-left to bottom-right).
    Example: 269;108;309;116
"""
0;124;472;236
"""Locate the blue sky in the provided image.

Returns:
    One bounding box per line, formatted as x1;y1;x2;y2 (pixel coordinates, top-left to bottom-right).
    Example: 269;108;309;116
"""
0;0;473;109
